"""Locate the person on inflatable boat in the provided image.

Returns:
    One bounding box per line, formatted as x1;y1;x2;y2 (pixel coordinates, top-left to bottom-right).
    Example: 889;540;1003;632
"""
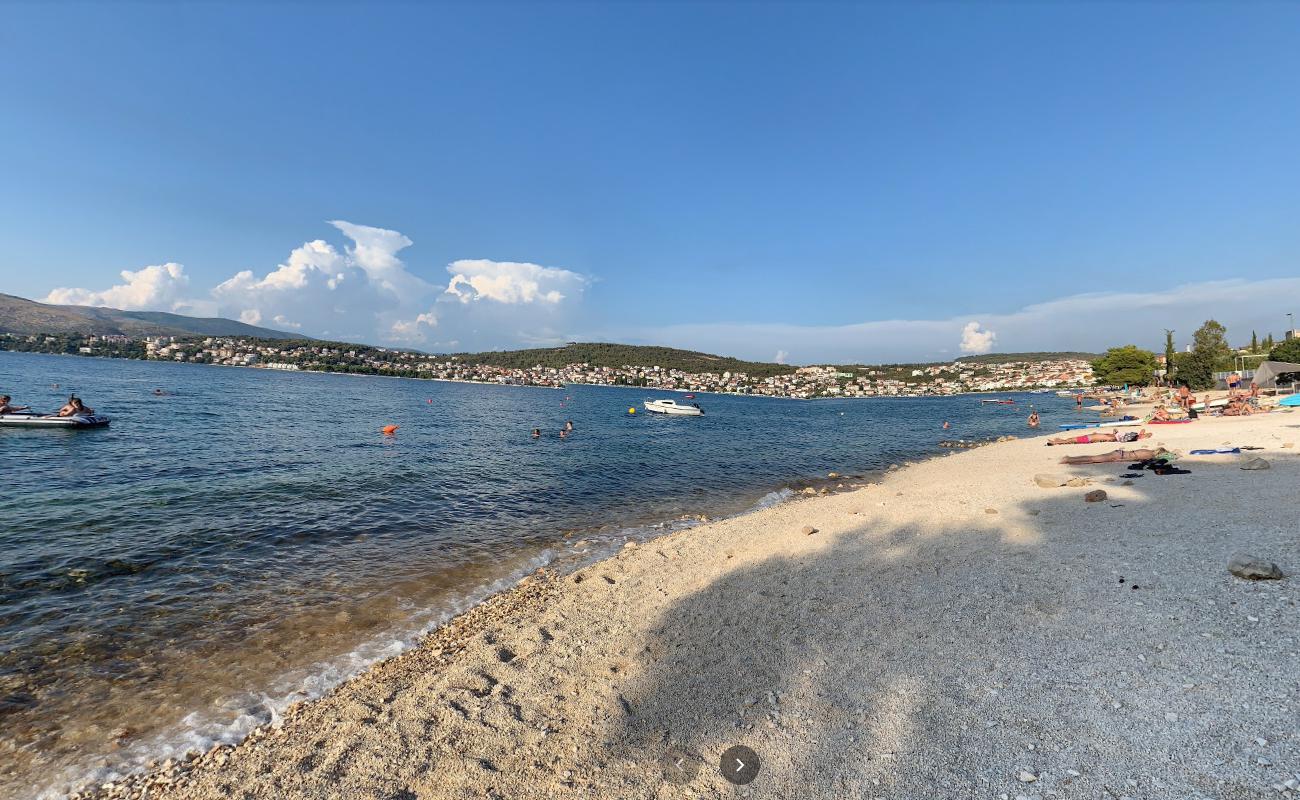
0;395;31;414
56;395;95;417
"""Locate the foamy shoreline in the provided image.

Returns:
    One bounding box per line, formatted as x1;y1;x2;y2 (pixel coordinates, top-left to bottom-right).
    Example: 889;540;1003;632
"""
74;410;1299;800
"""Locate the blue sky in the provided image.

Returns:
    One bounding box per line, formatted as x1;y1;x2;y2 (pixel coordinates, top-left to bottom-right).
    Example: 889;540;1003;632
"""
3;2;1299;362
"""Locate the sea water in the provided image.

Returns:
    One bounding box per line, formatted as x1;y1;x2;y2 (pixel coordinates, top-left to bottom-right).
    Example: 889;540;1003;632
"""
0;350;1083;798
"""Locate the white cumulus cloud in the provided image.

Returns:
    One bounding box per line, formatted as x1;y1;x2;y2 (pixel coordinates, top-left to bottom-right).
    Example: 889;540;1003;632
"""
959;321;996;354
389;310;439;342
42;221;591;349
444;259;586;305
45;263;191;311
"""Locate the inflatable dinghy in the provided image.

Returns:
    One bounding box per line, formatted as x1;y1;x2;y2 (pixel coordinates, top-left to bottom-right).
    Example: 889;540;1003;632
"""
0;413;110;428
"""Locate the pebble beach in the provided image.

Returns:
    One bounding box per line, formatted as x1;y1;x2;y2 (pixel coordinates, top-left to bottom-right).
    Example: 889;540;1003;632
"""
75;409;1299;800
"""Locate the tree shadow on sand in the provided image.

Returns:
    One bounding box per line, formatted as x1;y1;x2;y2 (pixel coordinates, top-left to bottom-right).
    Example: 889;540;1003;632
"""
602;452;1299;800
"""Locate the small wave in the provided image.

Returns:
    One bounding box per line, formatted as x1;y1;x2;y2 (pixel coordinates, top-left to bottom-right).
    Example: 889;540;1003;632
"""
745;487;795;513
37;550;555;800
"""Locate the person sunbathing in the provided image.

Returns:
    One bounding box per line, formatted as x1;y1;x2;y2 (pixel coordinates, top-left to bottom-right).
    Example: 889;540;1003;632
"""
1150;405;1171;422
1059;446;1169;465
1220;398;1255;416
1046;428;1151;446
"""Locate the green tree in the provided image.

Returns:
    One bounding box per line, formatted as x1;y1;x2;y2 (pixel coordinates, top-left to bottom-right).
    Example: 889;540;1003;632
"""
1163;329;1176;382
1178;319;1233;390
1270;336;1300;364
1251;331;1259;353
1265;333;1275;350
1091;345;1158;386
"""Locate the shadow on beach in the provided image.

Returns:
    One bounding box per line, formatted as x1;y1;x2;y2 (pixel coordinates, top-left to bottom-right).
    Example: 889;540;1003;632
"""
603;452;1299;799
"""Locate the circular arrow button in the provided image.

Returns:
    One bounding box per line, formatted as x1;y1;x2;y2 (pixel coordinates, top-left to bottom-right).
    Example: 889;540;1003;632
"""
719;744;760;785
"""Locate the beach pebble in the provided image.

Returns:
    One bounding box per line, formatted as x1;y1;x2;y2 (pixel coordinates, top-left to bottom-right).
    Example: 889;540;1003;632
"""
801;525;818;536
1240;457;1271;470
1084;490;1108;503
1017;770;1038;783
985;508;999;515
827;472;840;478
1067;478;1091;488
1228;553;1285;581
1034;474;1066;488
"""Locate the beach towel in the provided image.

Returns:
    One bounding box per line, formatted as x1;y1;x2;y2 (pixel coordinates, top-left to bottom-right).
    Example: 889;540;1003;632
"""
1189;448;1241;455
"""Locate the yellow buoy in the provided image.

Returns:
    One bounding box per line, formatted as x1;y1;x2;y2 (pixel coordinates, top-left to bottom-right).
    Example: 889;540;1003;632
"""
628;407;636;414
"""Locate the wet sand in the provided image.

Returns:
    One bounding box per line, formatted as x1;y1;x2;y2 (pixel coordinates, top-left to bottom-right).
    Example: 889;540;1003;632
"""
78;410;1300;800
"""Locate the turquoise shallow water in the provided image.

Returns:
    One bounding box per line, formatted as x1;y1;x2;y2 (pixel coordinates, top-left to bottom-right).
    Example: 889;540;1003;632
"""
0;351;1082;798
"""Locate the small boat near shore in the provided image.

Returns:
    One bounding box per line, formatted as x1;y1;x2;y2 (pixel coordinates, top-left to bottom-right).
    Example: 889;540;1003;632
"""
979;398;1016;405
0;412;111;428
644;398;704;416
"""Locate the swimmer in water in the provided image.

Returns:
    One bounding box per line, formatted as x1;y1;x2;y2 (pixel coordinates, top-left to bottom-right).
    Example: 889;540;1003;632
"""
942;421;951;430
1027;410;1040;428
531;428;541;439
559;429;568;440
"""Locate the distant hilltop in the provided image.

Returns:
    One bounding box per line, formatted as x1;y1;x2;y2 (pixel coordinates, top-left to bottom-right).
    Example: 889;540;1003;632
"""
0;293;302;340
446;342;795;378
953;351;1101;365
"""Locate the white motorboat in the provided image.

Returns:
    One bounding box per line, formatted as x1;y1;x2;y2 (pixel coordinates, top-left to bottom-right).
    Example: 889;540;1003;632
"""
643;398;703;416
0;412;111;428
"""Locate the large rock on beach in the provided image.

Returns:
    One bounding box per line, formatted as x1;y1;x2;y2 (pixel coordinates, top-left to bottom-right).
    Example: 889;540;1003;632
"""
1034;474;1066;488
1240;458;1270;470
1228;553;1285;581
1084;489;1108;503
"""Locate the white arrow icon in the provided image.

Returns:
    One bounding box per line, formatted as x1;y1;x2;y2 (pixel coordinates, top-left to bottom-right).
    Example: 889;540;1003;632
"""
734;758;746;772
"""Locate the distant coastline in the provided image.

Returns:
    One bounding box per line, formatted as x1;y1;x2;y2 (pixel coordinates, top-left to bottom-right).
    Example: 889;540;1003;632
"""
0;348;1084;402
0;334;1095;401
